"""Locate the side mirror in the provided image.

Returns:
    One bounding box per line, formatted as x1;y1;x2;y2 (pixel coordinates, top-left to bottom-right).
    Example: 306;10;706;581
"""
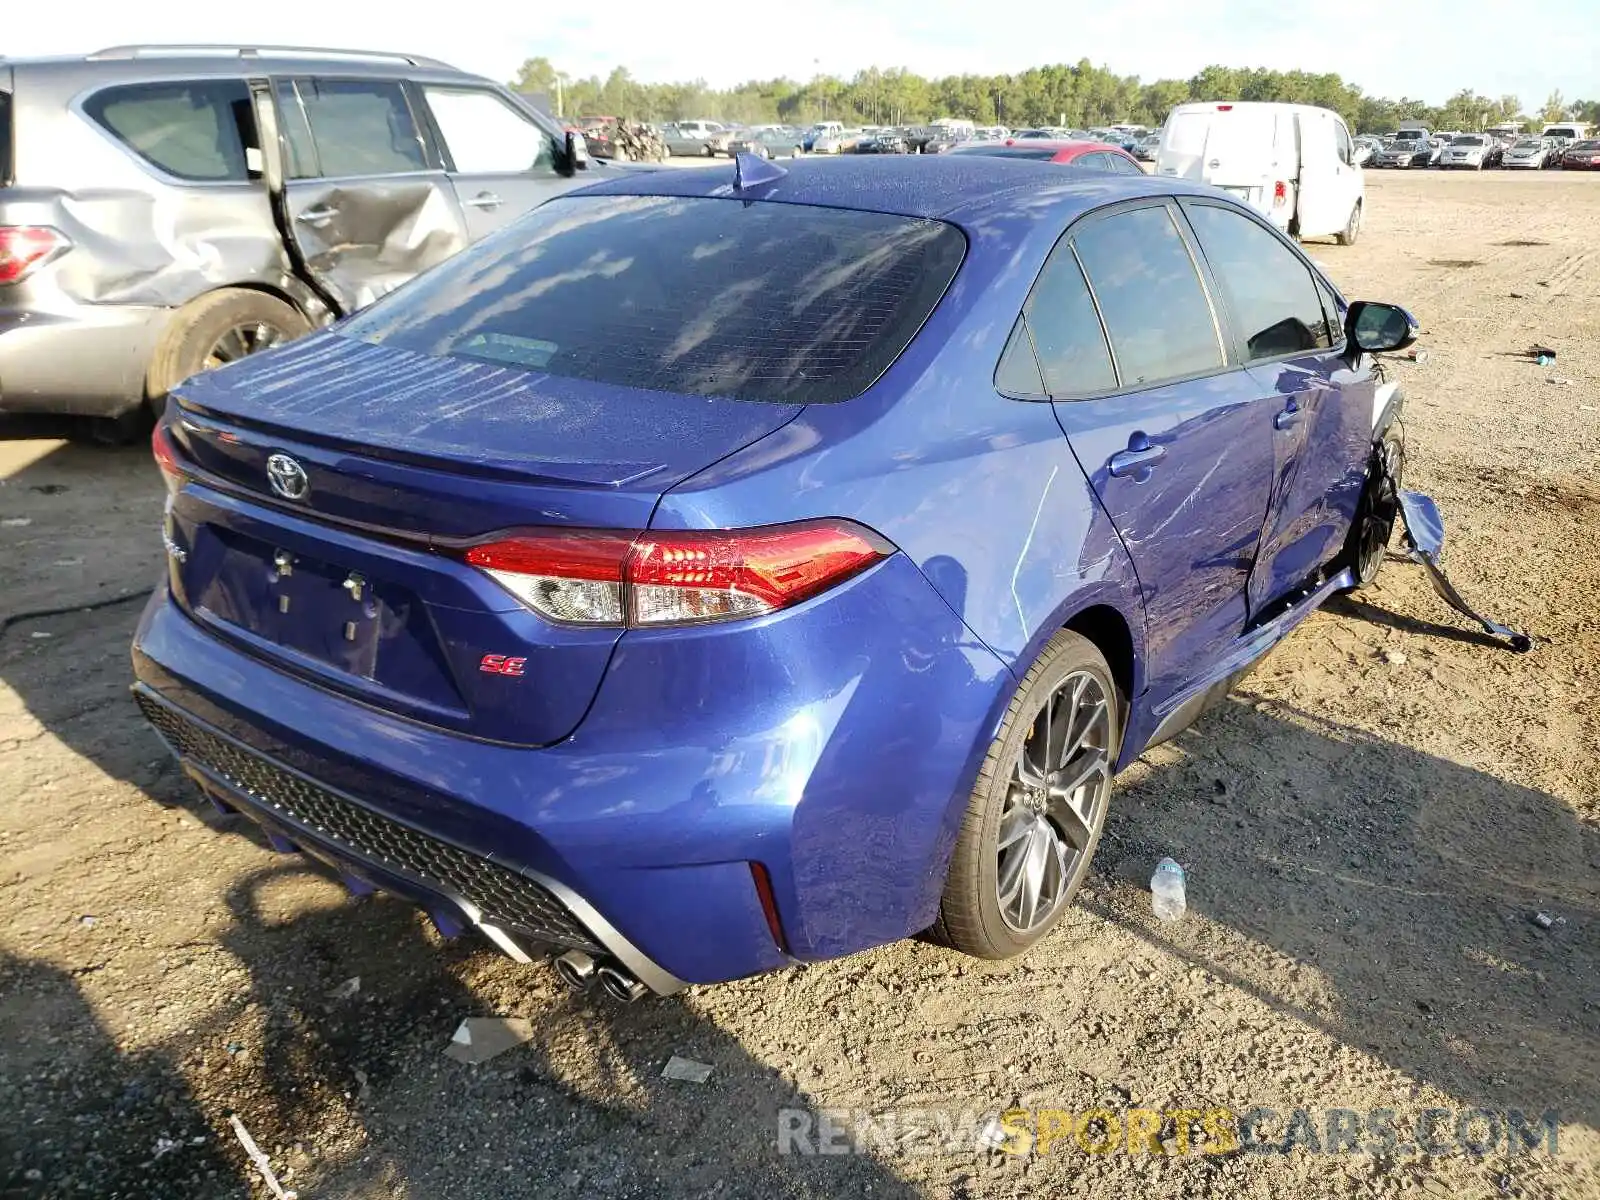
564;129;590;174
1346;300;1419;353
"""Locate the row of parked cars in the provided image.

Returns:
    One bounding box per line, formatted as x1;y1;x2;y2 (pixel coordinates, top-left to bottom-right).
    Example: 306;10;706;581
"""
1361;125;1599;170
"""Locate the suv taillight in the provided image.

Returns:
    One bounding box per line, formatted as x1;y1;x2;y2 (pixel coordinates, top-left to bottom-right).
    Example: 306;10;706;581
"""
1273;181;1288;206
460;520;893;628
0;226;70;285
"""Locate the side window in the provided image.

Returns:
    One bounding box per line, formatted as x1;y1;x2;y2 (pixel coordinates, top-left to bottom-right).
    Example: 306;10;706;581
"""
1313;273;1346;348
1071;204;1224;388
423;88;554;173
84;80;257;182
273;80;320;179
1075;152;1109;172
1335;122;1354;166
994;317;1046;395
291;78;426;177
1183;202;1334;360
1015;243;1117;396
1108;154;1143;175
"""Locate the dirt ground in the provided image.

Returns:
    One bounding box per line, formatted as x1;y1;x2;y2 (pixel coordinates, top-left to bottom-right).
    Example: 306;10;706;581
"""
1;170;1596;1200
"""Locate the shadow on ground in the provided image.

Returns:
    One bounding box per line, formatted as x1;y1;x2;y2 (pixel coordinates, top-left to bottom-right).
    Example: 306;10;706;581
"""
1089;693;1599;1130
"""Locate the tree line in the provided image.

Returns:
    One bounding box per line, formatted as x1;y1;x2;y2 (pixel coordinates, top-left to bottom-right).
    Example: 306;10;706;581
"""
512;57;1598;136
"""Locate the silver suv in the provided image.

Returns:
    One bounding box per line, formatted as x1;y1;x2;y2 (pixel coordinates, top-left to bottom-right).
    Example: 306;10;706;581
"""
0;45;604;431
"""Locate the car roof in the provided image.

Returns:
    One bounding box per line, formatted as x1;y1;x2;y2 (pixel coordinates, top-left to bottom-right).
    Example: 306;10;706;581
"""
569;154;1204;228
3;46;481;86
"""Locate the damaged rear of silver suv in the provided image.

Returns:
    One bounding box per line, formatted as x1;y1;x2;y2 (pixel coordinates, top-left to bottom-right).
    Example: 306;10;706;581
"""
0;45;602;434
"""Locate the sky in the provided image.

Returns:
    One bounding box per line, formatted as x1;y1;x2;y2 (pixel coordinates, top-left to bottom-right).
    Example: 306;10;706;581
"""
7;1;1594;110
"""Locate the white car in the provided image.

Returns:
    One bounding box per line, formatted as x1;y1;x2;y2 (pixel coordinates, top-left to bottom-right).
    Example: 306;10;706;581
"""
1157;102;1365;244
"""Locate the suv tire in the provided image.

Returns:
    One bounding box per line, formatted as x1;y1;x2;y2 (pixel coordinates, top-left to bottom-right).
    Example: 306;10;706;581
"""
147;289;310;416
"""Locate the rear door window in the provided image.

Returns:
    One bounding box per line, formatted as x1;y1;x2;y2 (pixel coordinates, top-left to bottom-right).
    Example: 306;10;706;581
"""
1183;202;1335;360
340;195;967;404
1071;204;1224;387
84;80;256;182
1000;245;1117;396
422;88;554;174
290;78;427;177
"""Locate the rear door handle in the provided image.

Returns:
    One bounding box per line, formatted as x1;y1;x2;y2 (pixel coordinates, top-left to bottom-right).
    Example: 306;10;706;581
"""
1108;443;1167;478
464;192;504;210
295;205;338;225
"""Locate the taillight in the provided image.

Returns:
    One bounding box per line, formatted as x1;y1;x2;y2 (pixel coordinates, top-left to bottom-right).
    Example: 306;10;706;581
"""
461;519;893;628
1273;180;1288;206
151;422;185;495
0;226;70;285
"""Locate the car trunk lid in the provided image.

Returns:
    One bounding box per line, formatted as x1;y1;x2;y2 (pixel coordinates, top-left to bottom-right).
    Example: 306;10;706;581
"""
164;333;802;746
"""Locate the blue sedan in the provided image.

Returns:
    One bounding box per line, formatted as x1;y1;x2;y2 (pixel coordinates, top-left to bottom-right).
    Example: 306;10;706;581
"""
134;157;1418;997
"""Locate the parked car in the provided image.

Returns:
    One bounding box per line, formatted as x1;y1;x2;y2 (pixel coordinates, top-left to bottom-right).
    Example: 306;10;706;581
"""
1439;134;1500;169
949;139;1146;174
728;128;804;159
1372;129;1433;168
134;155;1420;996
662;120;725;156
1157;102;1365;243
1561;139;1600;170
0;44;601;432
810;128;863;154
1503;137;1556;169
1011;128;1056;139
1132;134;1160;162
1351;136;1381;166
853;131;910;154
802;121;842;152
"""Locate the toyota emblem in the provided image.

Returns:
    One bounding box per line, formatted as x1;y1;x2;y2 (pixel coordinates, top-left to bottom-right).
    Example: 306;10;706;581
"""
266;453;310;501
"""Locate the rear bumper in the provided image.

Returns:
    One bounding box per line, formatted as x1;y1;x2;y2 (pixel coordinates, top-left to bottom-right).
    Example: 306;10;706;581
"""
130;546;1012;985
0;303;167;417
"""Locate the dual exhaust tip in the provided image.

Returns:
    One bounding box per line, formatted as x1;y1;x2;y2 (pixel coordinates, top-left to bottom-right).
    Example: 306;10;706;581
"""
553;949;649;1003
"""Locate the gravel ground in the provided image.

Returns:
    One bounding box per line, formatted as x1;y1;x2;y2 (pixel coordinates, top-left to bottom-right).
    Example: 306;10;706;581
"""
0;170;1596;1200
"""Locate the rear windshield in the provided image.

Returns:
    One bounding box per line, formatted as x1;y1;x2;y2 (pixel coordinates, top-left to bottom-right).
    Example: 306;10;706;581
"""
1451;136;1484;146
340;195;967;404
1546;128;1579;138
1394;131;1424;141
0;90;11;187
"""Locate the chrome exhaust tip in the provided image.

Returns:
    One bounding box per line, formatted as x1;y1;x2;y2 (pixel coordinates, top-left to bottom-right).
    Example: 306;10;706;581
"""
553;949;597;991
597;964;649;1003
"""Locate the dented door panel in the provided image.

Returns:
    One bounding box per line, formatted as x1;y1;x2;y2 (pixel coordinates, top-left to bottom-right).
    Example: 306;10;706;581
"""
280;174;469;312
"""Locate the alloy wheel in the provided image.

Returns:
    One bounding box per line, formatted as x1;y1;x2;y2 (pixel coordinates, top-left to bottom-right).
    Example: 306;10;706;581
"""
204;322;288;371
996;670;1113;933
1357;437;1403;581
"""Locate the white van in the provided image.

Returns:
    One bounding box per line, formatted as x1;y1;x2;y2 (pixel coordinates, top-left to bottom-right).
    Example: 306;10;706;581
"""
1156;102;1365;244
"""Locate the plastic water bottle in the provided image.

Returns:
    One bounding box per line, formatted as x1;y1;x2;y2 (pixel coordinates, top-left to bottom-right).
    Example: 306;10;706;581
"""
1151;857;1187;922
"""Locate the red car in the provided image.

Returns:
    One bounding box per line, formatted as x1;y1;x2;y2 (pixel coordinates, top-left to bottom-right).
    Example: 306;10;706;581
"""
948;139;1147;175
1560;140;1600;170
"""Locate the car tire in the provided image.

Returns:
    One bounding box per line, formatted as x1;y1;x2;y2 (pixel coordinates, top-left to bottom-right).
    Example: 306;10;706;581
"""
1341;429;1404;590
1336;201;1362;246
929;630;1122;960
146;289;311;417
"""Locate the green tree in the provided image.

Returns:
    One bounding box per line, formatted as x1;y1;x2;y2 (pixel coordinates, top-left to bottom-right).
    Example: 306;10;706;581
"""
1540;90;1567;123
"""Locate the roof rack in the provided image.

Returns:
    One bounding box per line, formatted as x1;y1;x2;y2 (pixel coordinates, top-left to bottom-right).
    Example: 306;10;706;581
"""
86;45;457;70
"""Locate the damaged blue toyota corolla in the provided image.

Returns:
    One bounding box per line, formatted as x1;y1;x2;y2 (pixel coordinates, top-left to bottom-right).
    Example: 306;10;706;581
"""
131;156;1433;999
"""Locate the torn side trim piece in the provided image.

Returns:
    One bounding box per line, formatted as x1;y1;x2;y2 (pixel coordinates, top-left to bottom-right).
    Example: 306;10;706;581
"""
1396;490;1533;653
